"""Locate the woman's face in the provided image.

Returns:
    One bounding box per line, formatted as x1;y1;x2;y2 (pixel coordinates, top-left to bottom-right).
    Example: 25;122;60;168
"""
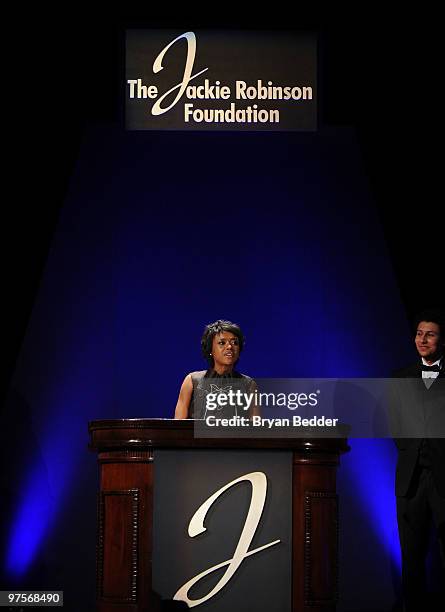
211;331;240;370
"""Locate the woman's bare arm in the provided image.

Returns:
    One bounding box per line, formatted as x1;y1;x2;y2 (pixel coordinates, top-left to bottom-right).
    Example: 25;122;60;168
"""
174;374;193;419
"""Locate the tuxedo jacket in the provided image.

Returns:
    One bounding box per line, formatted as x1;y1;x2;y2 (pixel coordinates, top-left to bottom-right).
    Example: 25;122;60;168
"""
391;362;445;497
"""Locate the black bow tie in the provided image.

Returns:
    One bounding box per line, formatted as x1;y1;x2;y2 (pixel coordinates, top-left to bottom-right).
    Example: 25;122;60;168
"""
421;364;441;372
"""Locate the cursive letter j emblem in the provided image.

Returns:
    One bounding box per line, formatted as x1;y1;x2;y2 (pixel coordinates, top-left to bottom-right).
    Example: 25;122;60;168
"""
173;471;280;607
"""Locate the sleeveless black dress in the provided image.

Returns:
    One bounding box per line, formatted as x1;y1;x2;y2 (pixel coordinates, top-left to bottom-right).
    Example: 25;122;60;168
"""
188;369;255;419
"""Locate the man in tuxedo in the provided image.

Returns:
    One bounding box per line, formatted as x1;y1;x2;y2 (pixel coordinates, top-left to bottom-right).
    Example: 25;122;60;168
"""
392;308;445;610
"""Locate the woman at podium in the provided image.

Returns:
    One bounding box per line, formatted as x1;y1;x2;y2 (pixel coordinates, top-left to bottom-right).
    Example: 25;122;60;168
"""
174;319;257;419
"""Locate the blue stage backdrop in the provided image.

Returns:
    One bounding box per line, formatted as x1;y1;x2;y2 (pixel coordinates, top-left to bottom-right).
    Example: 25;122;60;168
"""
3;125;417;610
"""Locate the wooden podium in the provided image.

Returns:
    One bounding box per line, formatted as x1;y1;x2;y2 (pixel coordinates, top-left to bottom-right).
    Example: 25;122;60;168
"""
89;419;349;612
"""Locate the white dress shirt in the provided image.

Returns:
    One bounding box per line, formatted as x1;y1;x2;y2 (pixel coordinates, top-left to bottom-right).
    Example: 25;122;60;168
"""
422;357;442;389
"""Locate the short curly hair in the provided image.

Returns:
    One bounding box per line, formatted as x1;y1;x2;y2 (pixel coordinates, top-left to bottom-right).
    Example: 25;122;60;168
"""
201;320;245;366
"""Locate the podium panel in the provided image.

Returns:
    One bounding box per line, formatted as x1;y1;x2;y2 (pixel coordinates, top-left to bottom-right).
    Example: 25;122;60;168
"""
88;419;348;612
153;449;292;611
